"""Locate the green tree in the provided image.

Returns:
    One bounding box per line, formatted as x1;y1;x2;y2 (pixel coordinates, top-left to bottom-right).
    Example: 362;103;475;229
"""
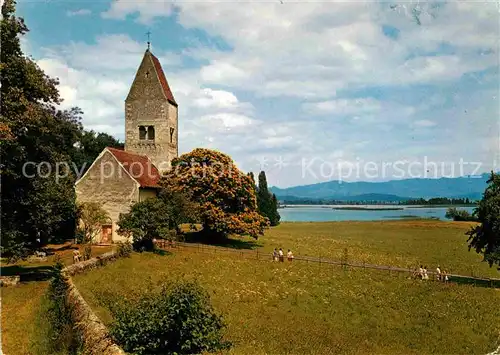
72;130;123;176
76;202;110;244
1;0;80;258
0;1;120;259
109;281;231;355
257;171;280;226
466;172;500;269
117;198;172;251
117;188;196;250
161;149;268;239
445;207;477;222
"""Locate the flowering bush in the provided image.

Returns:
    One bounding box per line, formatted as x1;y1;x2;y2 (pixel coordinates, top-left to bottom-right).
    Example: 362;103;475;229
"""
161;148;269;239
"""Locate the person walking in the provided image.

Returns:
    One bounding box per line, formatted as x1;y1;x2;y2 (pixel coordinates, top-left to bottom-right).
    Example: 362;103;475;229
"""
273;248;278;262
443;270;449;282
423;266;429;280
287;249;294;262
278;248;284;262
436;265;442;281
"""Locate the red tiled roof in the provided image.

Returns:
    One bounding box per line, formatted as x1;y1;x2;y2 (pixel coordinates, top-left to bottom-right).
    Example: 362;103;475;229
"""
149;51;178;107
107;147;161;188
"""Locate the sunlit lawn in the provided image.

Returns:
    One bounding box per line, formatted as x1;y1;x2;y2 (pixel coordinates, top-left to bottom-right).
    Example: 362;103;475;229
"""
242;220;497;279
74;250;500;355
1;244;113;355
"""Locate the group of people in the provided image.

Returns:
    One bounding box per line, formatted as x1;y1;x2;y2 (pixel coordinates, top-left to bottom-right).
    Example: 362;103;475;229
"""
272;248;294;262
414;265;449;282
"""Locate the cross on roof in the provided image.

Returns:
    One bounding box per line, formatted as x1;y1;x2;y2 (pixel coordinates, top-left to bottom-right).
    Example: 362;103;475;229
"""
146;30;151;50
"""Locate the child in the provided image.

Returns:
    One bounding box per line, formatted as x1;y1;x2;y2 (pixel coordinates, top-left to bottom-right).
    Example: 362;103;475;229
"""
423;266;429;280
287;249;294;262
278;248;284;262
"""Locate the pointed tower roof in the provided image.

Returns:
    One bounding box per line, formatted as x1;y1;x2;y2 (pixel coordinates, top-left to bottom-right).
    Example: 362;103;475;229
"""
127;49;178;107
148;50;177;107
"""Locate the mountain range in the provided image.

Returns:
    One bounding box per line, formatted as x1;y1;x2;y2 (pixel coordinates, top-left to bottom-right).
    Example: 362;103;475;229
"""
270;173;493;202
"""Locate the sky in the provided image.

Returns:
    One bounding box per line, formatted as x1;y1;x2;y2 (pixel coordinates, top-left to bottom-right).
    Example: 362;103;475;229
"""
16;0;500;188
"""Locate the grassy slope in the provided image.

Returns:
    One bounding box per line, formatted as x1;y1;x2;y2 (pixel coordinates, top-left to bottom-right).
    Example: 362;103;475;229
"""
74;221;500;355
1;244;113;355
1;282;48;354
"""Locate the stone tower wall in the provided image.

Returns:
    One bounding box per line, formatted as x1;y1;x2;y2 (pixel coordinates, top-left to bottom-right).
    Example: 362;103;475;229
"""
124;52;178;173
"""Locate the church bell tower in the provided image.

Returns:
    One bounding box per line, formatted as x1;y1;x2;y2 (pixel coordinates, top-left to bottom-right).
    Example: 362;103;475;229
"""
124;48;178;173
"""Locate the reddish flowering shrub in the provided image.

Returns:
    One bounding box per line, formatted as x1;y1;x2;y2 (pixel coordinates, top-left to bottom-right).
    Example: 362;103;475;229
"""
161;148;269;238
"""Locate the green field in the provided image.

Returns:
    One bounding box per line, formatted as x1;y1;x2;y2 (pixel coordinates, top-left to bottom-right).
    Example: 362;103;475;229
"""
1;244;113;355
73;221;500;355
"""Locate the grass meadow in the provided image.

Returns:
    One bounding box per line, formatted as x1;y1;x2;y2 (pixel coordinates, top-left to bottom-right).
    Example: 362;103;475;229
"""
1;244;113;355
73;221;500;355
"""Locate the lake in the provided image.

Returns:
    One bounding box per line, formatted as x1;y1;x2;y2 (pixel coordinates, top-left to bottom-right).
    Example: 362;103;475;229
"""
278;205;476;222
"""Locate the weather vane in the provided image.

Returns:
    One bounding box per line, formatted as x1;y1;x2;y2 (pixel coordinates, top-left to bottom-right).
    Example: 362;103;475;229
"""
146;30;151;51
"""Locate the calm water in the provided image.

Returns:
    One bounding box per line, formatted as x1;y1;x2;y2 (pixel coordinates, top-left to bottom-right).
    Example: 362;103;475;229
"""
279;205;476;222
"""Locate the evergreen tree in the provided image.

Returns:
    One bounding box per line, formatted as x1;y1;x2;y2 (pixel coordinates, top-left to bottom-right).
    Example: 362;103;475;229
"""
257;171;280;226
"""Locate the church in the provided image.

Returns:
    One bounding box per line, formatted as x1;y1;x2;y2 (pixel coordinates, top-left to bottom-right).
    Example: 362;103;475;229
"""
75;48;178;243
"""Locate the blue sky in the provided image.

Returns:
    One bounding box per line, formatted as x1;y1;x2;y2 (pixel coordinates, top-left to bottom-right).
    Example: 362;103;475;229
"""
17;0;500;187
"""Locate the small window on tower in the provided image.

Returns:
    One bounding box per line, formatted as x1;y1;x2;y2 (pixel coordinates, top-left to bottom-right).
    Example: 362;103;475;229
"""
147;126;155;140
139;126;146;140
170;127;175;143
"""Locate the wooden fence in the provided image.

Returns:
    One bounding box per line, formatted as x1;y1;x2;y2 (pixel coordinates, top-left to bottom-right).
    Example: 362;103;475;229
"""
154;240;500;288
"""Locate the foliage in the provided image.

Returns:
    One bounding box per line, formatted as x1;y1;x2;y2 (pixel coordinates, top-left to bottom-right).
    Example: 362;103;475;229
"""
76;202;110;244
45;261;81;353
109;281;231;355
402;197;476;205
466;172;500;269
445;207;478;221
161;148;269;239
0;0;123;259
158;184;200;234
257;171;281;226
118;198;170;251
116;241;133;258
82;244;92;261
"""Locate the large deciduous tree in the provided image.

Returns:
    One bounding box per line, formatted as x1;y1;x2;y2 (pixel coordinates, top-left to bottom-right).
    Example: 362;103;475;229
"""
466;172;500;269
161;149;269;239
1;0;78;258
0;0;124;259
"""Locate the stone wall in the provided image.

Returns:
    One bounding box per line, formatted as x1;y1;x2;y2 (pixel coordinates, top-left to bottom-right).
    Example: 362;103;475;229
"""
75;150;139;243
62;251;126;355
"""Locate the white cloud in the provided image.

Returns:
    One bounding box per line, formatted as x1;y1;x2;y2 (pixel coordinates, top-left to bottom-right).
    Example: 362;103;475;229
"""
67;9;91;17
303;98;382;116
413;119;437;128
26;1;500;186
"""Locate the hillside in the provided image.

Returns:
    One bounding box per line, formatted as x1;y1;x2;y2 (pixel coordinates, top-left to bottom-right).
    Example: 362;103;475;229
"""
271;174;490;201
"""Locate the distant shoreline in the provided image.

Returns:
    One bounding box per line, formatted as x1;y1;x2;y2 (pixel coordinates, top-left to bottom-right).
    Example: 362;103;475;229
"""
279;204;477;210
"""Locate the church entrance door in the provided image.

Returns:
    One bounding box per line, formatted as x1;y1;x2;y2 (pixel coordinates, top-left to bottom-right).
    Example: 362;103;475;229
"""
100;225;113;244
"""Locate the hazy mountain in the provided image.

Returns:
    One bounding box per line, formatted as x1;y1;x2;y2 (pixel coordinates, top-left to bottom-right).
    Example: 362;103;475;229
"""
271;174;490;201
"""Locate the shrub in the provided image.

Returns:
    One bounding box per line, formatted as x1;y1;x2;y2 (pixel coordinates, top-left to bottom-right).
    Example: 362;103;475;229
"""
45;261;81;354
116;241;133;258
445;207;478;221
109;281;231;355
83;244;92;260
